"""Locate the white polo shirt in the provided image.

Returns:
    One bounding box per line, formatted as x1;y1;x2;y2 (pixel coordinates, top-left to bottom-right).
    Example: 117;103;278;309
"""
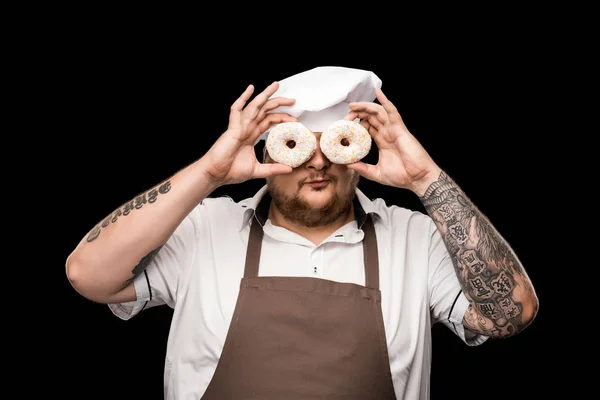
109;185;488;399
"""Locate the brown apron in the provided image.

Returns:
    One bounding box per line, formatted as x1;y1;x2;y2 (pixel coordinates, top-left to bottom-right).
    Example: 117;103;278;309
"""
202;215;396;399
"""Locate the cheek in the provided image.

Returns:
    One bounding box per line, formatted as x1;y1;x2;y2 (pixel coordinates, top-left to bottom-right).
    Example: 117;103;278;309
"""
269;174;297;193
334;167;357;187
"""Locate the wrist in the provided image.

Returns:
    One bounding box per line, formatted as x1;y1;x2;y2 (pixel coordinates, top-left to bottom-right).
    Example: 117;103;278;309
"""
409;166;443;198
191;157;225;194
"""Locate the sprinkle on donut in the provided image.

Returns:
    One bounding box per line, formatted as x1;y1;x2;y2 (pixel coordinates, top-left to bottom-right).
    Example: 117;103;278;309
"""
266;122;317;168
320;120;372;164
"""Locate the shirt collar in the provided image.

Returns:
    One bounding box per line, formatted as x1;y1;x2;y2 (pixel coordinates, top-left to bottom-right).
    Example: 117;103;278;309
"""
240;185;384;231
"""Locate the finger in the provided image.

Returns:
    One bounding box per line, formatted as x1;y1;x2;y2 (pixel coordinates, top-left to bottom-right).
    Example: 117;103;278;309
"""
229;85;255;126
346;110;385;131
348;102;388;126
346;161;380;182
254;113;298;138
348;101;383;113
230;85;255;111
253;162;293;179
263;96;296;112
361;120;375;135
256;97;296;121
375;88;400;116
245;81;281;120
344;111;359;121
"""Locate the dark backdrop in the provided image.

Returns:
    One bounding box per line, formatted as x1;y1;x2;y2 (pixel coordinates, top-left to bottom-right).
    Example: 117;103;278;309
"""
51;20;557;399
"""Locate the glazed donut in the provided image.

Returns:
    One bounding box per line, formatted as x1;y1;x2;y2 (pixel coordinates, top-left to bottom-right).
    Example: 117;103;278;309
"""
266;122;317;168
320;120;372;164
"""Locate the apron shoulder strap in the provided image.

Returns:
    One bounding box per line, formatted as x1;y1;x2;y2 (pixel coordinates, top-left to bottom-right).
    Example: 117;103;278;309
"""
244;217;264;278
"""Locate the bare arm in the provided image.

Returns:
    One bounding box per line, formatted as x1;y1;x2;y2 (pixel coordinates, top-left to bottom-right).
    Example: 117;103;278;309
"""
65;161;220;304
66;82;297;304
419;170;539;338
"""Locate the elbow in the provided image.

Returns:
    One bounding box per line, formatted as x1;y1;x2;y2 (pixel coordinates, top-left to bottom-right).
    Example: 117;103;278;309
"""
482;291;539;339
518;293;540;332
65;252;113;304
504;293;539;337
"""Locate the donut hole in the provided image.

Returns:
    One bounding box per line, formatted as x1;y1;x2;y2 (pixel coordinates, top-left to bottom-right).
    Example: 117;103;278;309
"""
340;138;350;146
286;140;296;149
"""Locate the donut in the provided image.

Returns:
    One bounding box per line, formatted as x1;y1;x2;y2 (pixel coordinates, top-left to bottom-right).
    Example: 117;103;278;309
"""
320;120;372;164
266;122;317;168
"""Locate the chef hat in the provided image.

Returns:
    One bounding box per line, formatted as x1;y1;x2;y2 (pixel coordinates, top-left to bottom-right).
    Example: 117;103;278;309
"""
256;66;382;143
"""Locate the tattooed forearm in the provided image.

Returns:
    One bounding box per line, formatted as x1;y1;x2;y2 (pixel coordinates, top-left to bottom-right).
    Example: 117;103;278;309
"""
420;171;537;337
86;180;172;243
123;246;163;287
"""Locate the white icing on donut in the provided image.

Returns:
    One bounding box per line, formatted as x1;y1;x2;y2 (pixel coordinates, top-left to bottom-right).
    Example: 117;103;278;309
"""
266;122;317;168
320;120;371;164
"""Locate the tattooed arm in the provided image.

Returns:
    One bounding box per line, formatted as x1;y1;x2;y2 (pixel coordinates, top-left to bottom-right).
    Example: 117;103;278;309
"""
65;160;222;304
66;82;296;304
419;171;539;338
345;88;538;338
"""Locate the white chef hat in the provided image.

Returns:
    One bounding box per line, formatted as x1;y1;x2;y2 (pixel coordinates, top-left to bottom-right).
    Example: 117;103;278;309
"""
256;66;382;143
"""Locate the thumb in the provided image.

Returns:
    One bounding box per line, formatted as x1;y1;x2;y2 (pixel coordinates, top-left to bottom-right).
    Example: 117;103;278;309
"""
347;161;378;181
253;163;293;179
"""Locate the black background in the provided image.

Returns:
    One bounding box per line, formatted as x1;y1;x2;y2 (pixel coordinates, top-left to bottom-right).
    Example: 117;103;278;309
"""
42;10;570;399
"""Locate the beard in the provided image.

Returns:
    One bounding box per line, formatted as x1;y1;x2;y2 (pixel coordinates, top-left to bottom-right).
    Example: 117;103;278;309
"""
267;173;359;228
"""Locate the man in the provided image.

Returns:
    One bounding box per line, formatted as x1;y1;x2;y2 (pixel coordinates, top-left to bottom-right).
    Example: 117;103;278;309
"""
66;66;539;399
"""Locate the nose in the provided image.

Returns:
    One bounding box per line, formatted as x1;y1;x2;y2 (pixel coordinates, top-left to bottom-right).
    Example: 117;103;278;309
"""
305;138;330;171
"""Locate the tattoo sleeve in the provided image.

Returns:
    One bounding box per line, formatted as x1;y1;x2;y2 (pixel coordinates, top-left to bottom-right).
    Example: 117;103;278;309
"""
420;171;537;337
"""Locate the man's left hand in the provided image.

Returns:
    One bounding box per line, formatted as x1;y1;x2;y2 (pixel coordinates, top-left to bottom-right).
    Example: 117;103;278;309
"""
345;88;442;196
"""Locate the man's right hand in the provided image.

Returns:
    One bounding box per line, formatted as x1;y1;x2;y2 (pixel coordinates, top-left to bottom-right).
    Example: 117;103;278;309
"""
200;82;297;186
66;82;297;304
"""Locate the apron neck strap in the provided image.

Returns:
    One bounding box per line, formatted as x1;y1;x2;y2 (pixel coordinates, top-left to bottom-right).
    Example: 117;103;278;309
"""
244;217;265;279
361;216;379;290
244;215;379;290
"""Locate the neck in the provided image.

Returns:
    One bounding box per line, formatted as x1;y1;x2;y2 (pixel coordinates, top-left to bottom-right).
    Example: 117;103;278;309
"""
268;203;356;245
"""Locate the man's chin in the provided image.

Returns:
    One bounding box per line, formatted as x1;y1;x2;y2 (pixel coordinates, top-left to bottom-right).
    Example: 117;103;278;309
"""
298;189;335;209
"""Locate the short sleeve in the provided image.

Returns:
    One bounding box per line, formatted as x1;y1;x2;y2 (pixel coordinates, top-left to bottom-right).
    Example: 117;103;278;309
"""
427;220;489;346
108;206;200;320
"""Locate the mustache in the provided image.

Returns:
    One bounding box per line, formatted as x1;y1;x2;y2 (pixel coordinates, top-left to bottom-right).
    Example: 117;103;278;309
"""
299;174;336;187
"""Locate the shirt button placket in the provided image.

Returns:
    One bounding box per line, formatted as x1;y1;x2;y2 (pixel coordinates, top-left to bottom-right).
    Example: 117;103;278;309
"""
309;248;321;277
